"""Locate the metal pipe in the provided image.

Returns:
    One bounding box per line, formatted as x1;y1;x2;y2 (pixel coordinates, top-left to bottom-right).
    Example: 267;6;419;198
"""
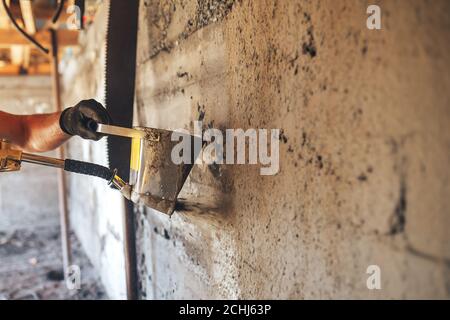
50;29;72;277
123;200;138;300
22;153;65;168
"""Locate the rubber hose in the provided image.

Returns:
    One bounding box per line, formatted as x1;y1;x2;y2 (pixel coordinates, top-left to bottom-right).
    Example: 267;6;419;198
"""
64;159;114;181
52;0;66;24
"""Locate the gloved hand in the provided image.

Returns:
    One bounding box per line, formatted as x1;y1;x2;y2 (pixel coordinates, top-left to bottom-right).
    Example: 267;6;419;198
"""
59;99;112;141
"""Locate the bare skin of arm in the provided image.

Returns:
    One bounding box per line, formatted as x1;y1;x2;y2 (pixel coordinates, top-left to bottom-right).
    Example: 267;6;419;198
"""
0;110;70;152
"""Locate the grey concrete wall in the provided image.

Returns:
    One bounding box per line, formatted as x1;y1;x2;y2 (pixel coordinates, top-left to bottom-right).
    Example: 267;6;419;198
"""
0;76;60;231
133;0;450;299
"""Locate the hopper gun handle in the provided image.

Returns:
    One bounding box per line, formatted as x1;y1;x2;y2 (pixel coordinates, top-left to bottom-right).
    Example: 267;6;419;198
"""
19;153;132;200
63;159;132;200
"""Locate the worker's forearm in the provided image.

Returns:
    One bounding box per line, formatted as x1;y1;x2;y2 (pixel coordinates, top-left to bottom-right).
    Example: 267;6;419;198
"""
1;100;109;152
0;111;70;152
21;112;71;152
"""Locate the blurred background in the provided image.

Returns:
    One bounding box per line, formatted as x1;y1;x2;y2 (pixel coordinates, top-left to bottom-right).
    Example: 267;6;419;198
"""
0;0;105;299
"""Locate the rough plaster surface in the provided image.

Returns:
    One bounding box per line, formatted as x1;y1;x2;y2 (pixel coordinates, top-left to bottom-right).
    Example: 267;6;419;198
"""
134;0;450;299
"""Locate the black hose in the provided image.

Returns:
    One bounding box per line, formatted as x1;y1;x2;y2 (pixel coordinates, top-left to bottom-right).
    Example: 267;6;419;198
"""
64;159;115;182
52;0;66;24
1;0;49;54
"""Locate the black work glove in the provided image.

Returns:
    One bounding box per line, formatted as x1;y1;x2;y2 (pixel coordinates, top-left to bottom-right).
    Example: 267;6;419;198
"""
59;99;112;141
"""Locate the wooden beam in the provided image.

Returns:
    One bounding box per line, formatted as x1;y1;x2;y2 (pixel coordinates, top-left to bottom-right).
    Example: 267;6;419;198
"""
0;0;11;29
29;62;51;74
19;0;36;34
10;45;24;65
19;1;36;68
0;62;51;75
0;29;78;47
8;2;71;21
0;63;19;75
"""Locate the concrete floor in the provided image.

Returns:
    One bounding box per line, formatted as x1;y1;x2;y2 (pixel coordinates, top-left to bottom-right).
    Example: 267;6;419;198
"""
0;226;106;300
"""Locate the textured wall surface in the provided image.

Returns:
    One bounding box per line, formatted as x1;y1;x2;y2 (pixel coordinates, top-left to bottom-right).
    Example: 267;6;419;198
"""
133;0;450;299
0;76;59;231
